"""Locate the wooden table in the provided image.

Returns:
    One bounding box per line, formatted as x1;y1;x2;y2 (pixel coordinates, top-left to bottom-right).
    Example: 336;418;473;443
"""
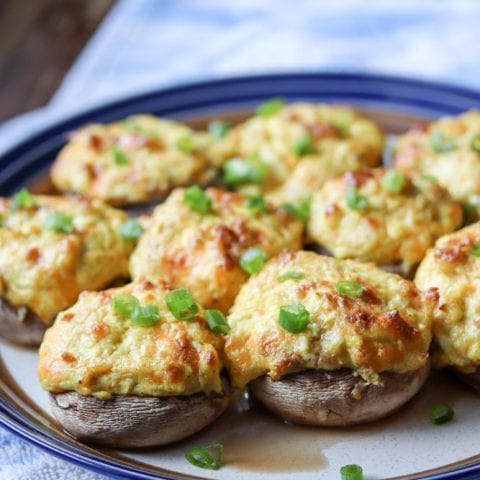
0;0;115;123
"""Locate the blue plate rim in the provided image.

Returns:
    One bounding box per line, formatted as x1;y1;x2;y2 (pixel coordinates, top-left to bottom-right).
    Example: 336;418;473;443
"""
1;71;480;479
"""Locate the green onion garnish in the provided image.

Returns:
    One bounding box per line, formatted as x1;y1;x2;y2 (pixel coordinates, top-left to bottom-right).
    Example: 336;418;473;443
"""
430;131;456;153
44;212;74;233
184;186;212;214
208;120;230;139
471;242;480;257
420;174;437;181
177;136;195;153
331;110;353;133
165;288;199;320
429;403;454;425
245;196;268;214
340;464;364;480
278;303;309;333
282;197;311;223
10;189;37;211
336;280;364;296
381;170;406;194
292;132;316;156
240;246;267;275
111;294;140;317
205;309;231;334
185;444;223;470
118;218;143;240
111;145;129;165
256;98;285;117
471;134;480;154
277;271;304;281
223;156;267;185
345;185;368;211
131;305;160;327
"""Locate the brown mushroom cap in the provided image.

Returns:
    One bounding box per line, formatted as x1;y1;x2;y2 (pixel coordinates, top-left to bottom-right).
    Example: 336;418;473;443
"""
250;363;430;427
50;385;230;448
0;299;46;347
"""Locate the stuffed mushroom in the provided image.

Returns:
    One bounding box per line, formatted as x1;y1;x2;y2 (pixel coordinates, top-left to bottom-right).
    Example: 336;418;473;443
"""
415;222;480;391
307;168;462;276
0;191;134;345
225;251;433;426
129;187;303;312
393;110;480;220
209;102;383;197
38;279;229;447
51;114;214;206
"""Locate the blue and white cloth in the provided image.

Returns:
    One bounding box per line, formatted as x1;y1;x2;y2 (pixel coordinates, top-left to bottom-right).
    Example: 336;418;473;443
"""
1;0;480;478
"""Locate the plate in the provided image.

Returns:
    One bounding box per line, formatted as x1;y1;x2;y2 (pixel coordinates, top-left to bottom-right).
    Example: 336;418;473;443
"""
1;73;480;480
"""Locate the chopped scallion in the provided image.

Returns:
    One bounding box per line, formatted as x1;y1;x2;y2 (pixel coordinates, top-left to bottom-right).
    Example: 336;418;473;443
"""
256;98;285;117
205;310;231;334
336;280;364;297
118;218;143;240
111;294;140;317
111;145;129;165
10;189;37;211
245;196;268;214
131;305;160;326
381;170;406;194
208;120;230;139
44;212;74;233
429;403;454;425
184;186;212;214
240;246;267;275
278;303;309;333
292;132;316;156
185;444;223;470
340;464;364;480
165;288;199;320
345;185;368;211
430;131;456;153
278;271;304;281
223;156;267;185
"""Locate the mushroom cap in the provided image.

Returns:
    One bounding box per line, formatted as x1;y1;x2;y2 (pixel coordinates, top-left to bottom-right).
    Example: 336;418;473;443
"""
0;195;133;324
393;109;480;218
0;299;46;346
129;187;303;312
50;385;230;448
250;363;430;427
307;168;462;269
415;222;480;370
51;115;214;206
225;251;433;389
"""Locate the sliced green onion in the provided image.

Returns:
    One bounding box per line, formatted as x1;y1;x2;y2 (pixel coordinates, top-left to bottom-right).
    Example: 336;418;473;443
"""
240;246;267;275
205;309;231;334
165;288;199;320
131;305;160;326
336;280;364;296
292;132;316;156
245;195;268;214
256;98;285;117
122;118;142;132
10;188;37;211
471;134;480;154
282;197;311;223
208;120;230;139
278;303;309;333
345;185;368;211
223;156;268;185
381;170;406;194
331;110;353;133
118;218;143;240
277;271;304;281
111;294;140;317
420;174;437;181
44;212;74;233
184;186;212;214
340;464;364;480
430;131;456;153
471;241;480;257
185;444;223;470
177;136;195;153
429;403;454;425
111;145;129;165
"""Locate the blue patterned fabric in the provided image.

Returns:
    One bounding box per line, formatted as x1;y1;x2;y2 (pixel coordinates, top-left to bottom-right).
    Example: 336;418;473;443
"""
1;0;480;478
